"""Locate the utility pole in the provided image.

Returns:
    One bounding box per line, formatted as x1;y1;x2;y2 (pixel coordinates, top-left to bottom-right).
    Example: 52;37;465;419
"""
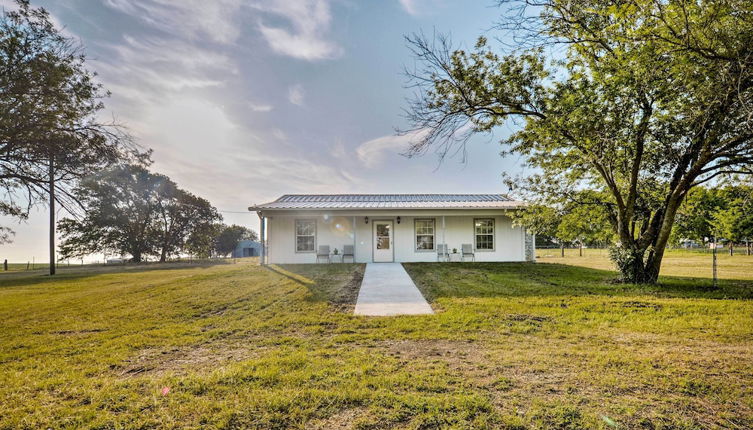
49;154;56;276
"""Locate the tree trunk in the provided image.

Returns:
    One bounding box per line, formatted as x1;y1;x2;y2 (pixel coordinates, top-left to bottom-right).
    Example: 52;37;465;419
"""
747;241;750;256
622;192;686;284
560;243;565;257
579;242;583;257
160;246;167;263
49;156;55;276
729;242;734;256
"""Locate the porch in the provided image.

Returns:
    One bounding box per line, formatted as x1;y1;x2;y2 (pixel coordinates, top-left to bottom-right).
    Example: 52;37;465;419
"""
259;212;533;264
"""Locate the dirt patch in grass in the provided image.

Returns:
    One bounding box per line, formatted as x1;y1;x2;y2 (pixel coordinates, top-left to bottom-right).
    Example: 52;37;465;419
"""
50;328;107;335
304;407;371;430
619;300;663;310
505;313;552;323
277;263;365;311
378;338;497;392
115;341;267;378
382;339;480;361
335;265;365;310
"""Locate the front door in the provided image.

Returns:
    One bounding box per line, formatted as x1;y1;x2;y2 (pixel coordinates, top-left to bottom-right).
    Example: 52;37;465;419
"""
373;220;394;262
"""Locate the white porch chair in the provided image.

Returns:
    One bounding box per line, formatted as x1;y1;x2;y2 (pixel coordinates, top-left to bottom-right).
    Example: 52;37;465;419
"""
461;243;475;262
342;244;355;263
316;245;330;263
437;244;449;262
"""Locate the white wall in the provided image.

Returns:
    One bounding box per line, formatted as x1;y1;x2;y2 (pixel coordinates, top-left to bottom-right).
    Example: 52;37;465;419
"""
265;211;526;264
267;215;356;264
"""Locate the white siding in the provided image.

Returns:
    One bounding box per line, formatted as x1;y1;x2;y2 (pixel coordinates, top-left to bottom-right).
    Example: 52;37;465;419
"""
265;211;526;264
267;215;356;264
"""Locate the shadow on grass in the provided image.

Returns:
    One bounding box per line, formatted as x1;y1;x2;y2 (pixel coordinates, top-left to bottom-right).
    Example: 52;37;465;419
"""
267;264;365;307
402;262;753;301
0;259;239;289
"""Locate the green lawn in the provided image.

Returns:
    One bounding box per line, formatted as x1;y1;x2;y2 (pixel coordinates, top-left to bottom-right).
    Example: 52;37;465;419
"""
0;258;752;428
538;247;753;280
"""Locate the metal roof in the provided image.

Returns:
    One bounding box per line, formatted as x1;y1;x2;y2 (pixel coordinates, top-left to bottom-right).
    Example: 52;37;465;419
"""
250;194;524;211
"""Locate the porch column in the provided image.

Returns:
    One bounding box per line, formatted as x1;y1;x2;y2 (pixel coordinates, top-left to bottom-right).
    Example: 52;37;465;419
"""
442;215;446;250
259;213;266;265
353;216;356;262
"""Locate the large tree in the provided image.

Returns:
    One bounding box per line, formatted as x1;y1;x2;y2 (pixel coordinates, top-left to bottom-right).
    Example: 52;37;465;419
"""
185;223;223;258
58;165;220;263
1;1;137;273
404;0;753;283
153;183;220;262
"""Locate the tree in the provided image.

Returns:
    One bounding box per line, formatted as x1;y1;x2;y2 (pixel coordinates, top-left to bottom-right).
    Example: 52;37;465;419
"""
58;165;220;262
215;225;258;257
671;186;725;245
1;1;138;274
711;185;753;255
403;0;753;283
516;191;613;256
153;183;220;262
186;223;223;258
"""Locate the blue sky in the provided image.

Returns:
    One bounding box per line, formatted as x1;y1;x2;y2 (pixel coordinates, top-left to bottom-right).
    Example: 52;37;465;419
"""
1;0;527;262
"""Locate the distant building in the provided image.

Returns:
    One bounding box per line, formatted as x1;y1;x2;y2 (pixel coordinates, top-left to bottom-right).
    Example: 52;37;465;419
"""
232;240;262;258
679;239;700;248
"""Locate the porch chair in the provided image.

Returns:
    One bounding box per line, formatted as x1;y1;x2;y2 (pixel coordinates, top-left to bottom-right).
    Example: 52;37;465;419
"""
461;243;475;262
437;244;450;262
316;245;330;263
342;244;355;263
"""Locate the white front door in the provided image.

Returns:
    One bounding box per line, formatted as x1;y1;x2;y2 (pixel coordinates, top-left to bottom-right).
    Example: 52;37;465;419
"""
373;220;394;262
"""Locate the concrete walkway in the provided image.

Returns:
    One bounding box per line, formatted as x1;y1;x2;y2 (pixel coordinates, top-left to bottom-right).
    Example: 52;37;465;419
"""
354;263;434;316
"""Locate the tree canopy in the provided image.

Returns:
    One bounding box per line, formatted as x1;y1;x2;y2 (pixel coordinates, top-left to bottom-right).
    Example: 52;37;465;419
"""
404;0;753;283
1;0;141;272
58;165;221;262
1;1;137;216
516;190;614;248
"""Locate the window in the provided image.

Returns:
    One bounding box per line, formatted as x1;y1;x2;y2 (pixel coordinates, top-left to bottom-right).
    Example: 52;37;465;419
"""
474;218;494;250
295;219;316;252
415;218;435;251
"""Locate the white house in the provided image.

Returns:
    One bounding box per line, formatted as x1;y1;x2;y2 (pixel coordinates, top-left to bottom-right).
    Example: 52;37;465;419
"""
249;194;535;264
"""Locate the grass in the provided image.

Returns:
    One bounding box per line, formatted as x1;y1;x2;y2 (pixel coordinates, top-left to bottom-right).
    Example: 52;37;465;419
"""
538;247;753;280
0;256;751;429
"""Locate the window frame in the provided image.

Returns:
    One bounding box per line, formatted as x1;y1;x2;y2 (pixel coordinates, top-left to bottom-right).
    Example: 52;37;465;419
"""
473;218;495;252
294;219;317;253
414;218;436;252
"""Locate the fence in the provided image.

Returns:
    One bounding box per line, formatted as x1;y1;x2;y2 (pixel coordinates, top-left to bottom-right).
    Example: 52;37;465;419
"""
1;256;260;272
537;245;753;256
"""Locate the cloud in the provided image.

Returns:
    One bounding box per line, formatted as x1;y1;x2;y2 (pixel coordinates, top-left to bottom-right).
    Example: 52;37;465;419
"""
288;84;305;106
271;129;287;140
356;129;430;168
398;0;443;16
255;0;342;61
103;0;243;44
92;35;235;111
248;101;273;112
398;0;419;15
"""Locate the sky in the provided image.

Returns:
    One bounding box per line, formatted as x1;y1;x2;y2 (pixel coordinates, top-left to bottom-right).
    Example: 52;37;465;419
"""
1;0;528;263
